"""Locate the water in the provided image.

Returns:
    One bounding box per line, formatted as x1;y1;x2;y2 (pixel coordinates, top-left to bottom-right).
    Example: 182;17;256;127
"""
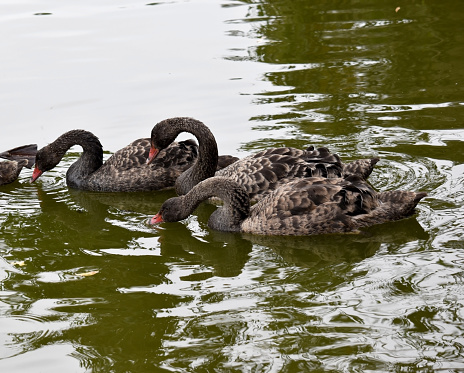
1;0;464;372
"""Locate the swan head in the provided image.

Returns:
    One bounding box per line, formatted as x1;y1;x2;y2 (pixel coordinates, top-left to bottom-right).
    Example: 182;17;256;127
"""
147;117;201;165
30;145;61;182
149;196;190;225
146;121;176;164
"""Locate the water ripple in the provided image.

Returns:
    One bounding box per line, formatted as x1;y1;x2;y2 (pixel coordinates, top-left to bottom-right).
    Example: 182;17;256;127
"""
0;310;83;360
349;101;464;114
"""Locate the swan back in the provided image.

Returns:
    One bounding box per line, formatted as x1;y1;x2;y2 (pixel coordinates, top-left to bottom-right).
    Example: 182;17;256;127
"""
243;177;426;235
216;146;344;202
242;177;375;235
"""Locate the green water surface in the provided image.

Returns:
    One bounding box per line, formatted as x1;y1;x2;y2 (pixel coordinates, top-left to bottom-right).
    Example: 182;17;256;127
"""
1;0;464;372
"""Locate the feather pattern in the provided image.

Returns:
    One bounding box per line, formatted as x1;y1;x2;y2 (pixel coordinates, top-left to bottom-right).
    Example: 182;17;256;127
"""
215;146;344;202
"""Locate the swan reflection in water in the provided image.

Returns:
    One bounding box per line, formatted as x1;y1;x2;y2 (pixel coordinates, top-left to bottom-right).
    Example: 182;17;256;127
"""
246;217;429;268
29;184;427;280
31;186;251;278
0;178;429;371
64;172;428;273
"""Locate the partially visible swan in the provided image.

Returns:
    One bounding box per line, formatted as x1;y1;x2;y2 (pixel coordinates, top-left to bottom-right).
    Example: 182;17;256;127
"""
150;176;427;236
0;144;37;185
147;117;379;202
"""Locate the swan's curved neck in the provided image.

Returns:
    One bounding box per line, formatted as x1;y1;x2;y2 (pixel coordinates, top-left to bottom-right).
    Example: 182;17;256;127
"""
50;130;103;187
167;118;218;195
184;177;250;232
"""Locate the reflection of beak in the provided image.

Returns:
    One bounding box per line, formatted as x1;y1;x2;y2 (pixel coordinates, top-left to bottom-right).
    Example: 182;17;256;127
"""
150;213;163;225
30;167;43;182
146;146;160;164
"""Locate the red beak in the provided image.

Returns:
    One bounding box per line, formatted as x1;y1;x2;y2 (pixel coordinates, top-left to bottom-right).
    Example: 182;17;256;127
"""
146;146;160;164
30;167;43;182
150;213;164;225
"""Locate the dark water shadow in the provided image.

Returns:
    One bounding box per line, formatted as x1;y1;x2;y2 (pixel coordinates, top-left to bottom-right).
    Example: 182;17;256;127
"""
68;187;176;215
0;186;217;371
243;216;428;268
69;188;254;278
155;222;253;278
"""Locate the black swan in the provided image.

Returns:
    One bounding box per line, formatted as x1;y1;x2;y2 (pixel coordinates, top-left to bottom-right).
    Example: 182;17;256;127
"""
29;129;203;192
0;144;37;185
147;117;379;202
150;176;427;236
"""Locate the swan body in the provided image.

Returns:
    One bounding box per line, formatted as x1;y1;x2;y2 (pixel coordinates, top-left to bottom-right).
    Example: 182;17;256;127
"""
31;130;199;192
151;176;427;236
148;117;379;202
0;144;37;185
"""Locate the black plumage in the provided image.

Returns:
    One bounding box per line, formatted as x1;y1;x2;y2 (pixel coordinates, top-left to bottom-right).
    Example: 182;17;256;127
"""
31;130;199;192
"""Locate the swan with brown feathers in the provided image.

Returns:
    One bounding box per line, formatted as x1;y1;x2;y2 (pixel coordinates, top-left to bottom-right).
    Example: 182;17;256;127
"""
150;176;427;236
147;117;379;202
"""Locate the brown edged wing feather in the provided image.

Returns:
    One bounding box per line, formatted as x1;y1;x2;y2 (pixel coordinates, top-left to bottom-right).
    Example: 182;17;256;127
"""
243;177;379;235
